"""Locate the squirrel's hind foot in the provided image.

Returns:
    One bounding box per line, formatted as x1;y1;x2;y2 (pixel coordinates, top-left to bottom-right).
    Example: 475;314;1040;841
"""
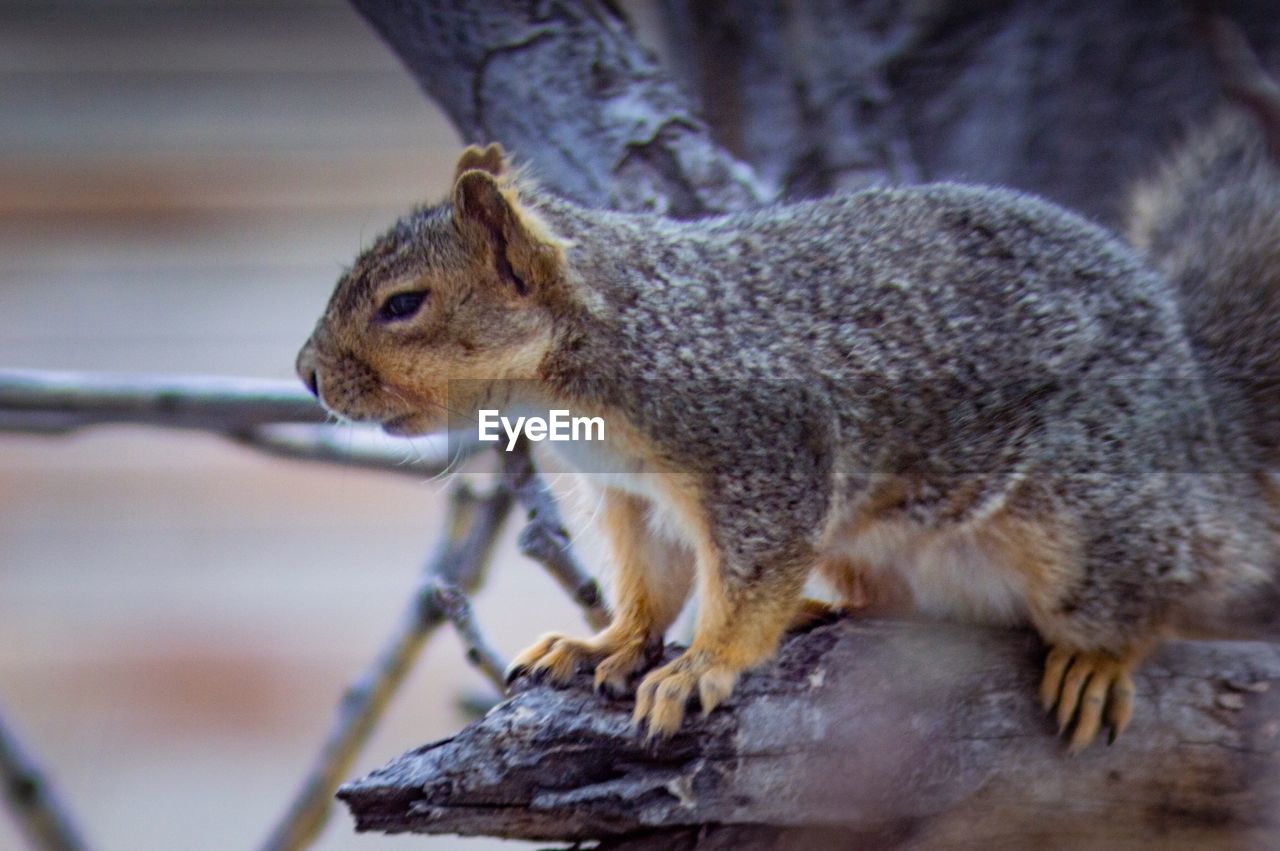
1039;646;1138;754
785;598;846;633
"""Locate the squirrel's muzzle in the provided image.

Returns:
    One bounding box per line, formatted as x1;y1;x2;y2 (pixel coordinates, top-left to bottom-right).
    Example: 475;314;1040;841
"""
296;341;321;399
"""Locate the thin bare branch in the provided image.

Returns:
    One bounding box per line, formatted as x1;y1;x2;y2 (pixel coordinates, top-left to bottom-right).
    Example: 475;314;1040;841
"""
432;582;509;692
0;708;90;851
501;439;611;631
0;369;323;432
0;369;478;479
259;481;513;851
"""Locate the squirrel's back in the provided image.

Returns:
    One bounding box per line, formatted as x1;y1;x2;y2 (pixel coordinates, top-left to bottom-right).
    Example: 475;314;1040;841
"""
538;180;1227;518
546;181;1183;390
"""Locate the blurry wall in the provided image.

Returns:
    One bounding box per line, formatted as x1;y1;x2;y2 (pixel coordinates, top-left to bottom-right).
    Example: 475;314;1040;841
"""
0;1;605;848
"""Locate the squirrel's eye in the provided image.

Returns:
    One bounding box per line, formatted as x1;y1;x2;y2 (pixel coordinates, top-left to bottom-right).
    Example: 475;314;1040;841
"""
378;290;429;321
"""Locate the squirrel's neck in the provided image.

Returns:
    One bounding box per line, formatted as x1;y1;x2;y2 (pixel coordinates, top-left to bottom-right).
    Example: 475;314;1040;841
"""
536;194;669;305
528;196;648;409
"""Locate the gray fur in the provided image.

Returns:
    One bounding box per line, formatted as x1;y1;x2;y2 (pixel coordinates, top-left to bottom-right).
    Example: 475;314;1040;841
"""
525;178;1277;647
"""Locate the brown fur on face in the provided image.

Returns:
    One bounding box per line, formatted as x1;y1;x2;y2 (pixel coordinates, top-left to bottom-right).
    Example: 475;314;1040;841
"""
296;145;573;435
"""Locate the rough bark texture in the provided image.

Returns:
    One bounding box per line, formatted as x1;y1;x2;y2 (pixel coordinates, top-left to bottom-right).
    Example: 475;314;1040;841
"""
352;0;1280;225
659;0;1280;222
348;0;770;216
340;619;1280;849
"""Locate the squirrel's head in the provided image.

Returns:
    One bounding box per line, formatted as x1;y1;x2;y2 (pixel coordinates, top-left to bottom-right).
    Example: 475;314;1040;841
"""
296;144;572;435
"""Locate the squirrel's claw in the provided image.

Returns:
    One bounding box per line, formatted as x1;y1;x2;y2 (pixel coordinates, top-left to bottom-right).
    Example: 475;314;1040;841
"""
1040;646;1137;754
507;632;581;687
1039;646;1072;713
593;642;647;697
503;662;527;688
511;627;658;697
632;652;739;739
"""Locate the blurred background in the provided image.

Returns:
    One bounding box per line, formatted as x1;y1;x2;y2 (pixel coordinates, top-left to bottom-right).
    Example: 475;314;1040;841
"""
0;1;613;847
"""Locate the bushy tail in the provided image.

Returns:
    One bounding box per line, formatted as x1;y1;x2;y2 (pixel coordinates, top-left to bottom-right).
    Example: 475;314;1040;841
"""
1127;15;1280;463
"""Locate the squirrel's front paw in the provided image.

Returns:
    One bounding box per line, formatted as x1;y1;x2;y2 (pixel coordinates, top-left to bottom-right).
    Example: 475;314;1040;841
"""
633;652;740;739
507;627;654;694
506;632;593;686
1040;646;1137;754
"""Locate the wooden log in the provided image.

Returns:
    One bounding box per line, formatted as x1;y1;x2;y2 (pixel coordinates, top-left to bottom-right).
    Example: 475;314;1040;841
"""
339;619;1280;849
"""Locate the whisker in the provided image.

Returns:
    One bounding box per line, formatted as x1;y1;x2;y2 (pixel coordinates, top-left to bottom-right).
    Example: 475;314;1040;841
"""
423;438;470;485
563;477;606;550
380;383;482;430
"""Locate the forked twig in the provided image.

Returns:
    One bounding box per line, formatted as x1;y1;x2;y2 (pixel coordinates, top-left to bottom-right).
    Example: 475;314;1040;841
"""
432;582;509;691
1;369;606;850
0;368;470;478
258;481;513;851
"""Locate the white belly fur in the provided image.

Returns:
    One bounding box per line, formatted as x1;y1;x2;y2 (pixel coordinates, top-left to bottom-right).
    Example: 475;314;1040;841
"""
540;441;693;547
547;437;1029;624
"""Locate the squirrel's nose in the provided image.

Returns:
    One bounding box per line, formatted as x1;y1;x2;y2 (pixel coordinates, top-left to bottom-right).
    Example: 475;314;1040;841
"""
296;343;321;399
303;368;320;398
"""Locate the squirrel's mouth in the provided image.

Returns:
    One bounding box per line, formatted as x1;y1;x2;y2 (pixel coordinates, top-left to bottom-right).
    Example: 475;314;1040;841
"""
381;412;432;436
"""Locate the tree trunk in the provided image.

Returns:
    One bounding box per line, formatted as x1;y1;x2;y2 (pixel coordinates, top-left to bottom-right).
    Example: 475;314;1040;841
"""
347;0;770;216
657;0;1280;218
351;0;1280;224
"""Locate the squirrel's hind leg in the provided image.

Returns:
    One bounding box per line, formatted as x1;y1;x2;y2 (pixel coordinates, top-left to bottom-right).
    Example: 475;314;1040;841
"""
507;489;694;695
965;482;1159;753
1005;502;1162;754
785;597;846;632
786;557;914;632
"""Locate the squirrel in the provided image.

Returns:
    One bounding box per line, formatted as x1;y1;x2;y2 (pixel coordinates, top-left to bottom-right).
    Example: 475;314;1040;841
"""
296;81;1280;755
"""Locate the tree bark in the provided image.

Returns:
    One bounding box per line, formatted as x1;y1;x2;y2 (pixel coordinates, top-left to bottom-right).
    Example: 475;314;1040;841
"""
657;0;1280;221
340;619;1280;849
348;0;770;216
352;0;1280;224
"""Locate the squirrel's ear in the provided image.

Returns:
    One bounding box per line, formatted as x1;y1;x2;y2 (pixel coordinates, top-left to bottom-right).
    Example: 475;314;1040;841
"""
452;143;507;184
452;169;563;298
